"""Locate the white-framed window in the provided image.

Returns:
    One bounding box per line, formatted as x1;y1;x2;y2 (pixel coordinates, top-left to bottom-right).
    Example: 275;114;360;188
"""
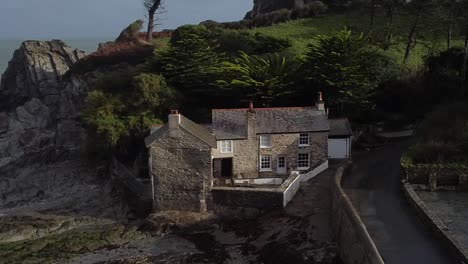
259;135;272;148
299;133;310;146
297;153;310;170
260;155;272;171
220;140;233;153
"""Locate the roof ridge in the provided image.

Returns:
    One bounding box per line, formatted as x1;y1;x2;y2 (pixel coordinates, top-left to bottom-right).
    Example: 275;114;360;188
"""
213;106;315;112
179;115;217;148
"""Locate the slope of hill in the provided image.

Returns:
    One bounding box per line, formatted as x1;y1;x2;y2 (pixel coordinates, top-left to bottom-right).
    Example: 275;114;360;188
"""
247;10;466;68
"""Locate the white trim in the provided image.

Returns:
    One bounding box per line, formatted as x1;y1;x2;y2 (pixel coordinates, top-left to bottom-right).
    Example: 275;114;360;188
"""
297;152;310;170
259;155;272;171
259;135;272;149
234;178;283;185
299;160;329;182
283;172;302;207
299;133;310;147
219;140;233;153
277;155;287;174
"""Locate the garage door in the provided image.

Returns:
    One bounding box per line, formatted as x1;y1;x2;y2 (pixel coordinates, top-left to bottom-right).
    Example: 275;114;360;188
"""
328;138;349;159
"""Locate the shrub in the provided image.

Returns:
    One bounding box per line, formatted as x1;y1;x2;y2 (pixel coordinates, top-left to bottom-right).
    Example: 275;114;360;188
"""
216;52;301;106
71;43;154;74
303;29;399;117
291;1;328;19
83;70;176;161
423;48;467;102
214;30;291;55
251;9;293;27
409;102;468;163
408;142;462;164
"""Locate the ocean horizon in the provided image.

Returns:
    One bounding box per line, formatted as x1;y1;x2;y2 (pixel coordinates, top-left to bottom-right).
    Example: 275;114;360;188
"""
0;39;111;80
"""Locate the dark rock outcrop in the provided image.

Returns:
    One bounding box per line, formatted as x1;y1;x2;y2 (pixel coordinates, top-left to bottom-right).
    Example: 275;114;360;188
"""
0;40;127;220
116;19;145;43
246;0;318;18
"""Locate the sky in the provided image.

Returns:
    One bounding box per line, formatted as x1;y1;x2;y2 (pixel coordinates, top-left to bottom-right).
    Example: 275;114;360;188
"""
0;0;253;40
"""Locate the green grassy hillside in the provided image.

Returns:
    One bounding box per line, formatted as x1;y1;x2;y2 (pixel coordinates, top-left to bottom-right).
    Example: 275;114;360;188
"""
248;10;466;68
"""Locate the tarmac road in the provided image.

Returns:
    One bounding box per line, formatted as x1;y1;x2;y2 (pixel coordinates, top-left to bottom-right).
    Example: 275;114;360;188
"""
342;139;458;264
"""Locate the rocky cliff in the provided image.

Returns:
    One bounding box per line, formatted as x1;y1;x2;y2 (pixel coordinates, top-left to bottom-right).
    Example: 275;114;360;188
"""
0;40;127;219
246;0;320;18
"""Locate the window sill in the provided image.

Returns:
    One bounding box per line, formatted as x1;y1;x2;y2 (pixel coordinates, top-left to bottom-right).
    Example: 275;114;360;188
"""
260;146;272;149
298;167;310;171
259;169;273;172
298;144;310;147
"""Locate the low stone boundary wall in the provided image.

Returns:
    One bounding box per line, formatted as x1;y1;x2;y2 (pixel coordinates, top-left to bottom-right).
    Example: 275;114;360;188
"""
211;186;284;209
212;170;309;209
233;178;283;185
402;181;468;263
401;156;468;192
330;164;385;264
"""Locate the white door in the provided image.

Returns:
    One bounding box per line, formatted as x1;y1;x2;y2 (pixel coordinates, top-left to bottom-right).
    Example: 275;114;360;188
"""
277;156;287;174
328;138;349;159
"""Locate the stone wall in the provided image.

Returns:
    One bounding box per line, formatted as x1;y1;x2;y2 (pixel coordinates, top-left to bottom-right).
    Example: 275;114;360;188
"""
330;164;385;264
402;163;468;191
259;132;328;178
216;131;328;179
212;172;302;209
211;186;283;209
149;128;213;212
233;139;259;179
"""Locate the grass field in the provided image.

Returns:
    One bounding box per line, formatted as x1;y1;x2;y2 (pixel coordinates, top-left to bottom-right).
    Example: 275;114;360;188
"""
247;9;466;69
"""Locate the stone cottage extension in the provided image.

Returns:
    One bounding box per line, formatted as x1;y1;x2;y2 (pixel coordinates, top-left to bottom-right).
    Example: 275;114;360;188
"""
145;111;216;212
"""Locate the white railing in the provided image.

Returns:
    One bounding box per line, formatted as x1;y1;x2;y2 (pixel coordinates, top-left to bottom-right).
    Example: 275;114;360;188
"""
283;173;302;207
300;160;329;182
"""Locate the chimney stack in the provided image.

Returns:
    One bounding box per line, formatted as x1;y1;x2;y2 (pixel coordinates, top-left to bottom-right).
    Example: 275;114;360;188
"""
249;101;254;112
246;102;256;139
317;92;325;111
168;109;181;137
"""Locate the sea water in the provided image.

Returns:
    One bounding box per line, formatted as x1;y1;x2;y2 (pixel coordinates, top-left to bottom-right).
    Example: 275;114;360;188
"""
0;39;109;80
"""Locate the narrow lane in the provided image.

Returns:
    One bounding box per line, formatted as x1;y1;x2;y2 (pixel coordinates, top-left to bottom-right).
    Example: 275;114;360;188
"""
343;139;457;264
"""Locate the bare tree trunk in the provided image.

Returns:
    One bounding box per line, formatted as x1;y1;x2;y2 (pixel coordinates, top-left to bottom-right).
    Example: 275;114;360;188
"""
146;11;155;42
384;6;394;50
145;0;162;42
447;0;454;49
461;33;468;98
370;0;376;30
404;12;421;64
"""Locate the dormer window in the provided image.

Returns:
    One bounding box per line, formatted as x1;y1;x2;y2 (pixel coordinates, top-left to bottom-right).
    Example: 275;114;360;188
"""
299;133;310;146
260;135;272;148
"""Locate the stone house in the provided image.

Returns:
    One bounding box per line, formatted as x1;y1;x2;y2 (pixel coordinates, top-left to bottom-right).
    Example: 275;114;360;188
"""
145;111;216;212
211;102;329;180
145;96;333;212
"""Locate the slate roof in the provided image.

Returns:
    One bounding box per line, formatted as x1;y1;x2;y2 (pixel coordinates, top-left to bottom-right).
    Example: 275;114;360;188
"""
145;115;217;148
145;125;169;147
212;107;330;140
179;115;217;147
328;118;353;137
